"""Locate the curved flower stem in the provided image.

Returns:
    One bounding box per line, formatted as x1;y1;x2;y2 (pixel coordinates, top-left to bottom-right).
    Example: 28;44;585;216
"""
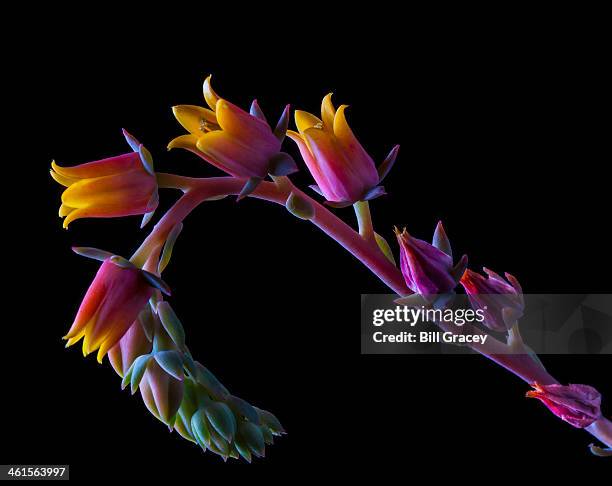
353;201;376;244
132;174;409;294
134;172;612;449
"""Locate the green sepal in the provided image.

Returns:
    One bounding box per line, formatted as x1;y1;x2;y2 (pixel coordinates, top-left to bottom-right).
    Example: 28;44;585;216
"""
158;223;183;273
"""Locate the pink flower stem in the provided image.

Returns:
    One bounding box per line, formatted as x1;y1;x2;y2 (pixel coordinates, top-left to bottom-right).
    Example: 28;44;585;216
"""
131;172;612;448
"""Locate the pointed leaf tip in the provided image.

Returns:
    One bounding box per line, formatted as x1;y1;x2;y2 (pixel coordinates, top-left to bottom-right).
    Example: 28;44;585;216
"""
237;177;262;201
122;129;141;152
377;144;399;183
432;221;452;257
274;104;290;142
72;247;115;262
249;99;267;123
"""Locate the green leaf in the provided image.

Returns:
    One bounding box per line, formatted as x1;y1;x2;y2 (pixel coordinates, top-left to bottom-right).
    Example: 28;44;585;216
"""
255;408;285;435
156;302;186;350
154;350;184;380
191;408;211;450
286;191;315;220
129;354;151;394
239;421;265;457
227;395;259;424
158;223;183;273
374;232;396;266
205;402;236;443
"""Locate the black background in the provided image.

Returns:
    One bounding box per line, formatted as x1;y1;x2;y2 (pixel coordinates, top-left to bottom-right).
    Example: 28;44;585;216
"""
6;9;611;479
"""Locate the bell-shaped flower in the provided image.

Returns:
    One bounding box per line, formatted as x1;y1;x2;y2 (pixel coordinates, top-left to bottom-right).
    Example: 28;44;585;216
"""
63;248;170;364
395;222;467;301
169;75;296;182
50;130;158;228
526;383;602;428
287;93;399;206
460;268;524;332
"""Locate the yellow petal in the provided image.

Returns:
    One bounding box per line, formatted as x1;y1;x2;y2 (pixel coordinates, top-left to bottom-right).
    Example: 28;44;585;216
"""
215;99;279;151
332;104;354;143
62;208;88;228
58;203;74;217
168;134;199;151
295;110;323;135
203;75;220;110
321;93;336;130
50;164;79;187
172;105;217;135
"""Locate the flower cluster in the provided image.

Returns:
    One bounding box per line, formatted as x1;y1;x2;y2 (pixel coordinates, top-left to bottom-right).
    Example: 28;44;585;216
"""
51;75;610;458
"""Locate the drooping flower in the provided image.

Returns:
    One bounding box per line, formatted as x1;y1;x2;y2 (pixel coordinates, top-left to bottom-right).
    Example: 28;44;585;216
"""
169;75;296;182
63;248;170;364
50;130;158;228
287;93;398;206
395;222;467;300
460;268;524;332
526;383;602;428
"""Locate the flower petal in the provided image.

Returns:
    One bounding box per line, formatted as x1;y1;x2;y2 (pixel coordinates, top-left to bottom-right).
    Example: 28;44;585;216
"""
321;93;336;130
172;105;218;136
215;99;279;153
295;110;322;135
203;75;220;110
196;131;270;178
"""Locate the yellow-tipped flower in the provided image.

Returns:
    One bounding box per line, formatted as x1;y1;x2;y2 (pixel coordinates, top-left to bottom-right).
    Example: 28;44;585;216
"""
64;247;170;364
169;75;296;180
50;130;158;228
287;94;398;207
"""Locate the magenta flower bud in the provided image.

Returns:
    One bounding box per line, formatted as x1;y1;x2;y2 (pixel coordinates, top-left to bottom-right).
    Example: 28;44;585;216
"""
395;222;467;299
108;312;153;378
526;383;602;428
140;359;184;426
460;268;524;332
